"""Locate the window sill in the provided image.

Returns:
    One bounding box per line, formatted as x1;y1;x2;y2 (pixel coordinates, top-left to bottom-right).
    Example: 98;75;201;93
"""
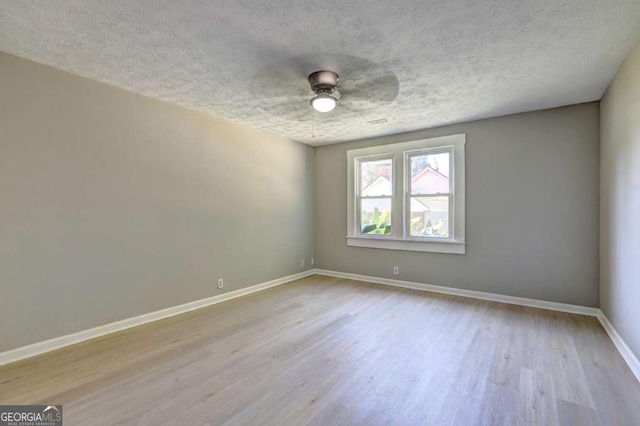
346;236;466;254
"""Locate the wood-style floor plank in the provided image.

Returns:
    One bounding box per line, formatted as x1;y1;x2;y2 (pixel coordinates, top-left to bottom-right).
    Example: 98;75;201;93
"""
519;367;560;426
1;275;639;425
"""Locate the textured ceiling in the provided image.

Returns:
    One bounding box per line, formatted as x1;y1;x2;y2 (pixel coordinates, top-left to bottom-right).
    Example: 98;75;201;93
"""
1;1;639;146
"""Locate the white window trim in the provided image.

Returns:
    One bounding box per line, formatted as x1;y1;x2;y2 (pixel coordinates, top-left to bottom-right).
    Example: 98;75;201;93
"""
347;133;466;254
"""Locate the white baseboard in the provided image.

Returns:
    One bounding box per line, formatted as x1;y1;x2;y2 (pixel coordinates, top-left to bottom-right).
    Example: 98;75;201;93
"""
313;269;598;316
596;310;640;383
314;268;640;383
4;268;639;386
0;270;314;367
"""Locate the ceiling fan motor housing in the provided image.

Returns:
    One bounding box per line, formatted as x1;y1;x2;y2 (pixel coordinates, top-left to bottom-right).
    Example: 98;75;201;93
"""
308;70;339;94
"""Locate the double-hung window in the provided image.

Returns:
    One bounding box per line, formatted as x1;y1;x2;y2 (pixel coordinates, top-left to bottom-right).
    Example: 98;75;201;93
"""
347;133;466;254
356;156;394;235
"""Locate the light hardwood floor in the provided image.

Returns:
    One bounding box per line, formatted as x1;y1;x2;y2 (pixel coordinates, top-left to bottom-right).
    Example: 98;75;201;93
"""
1;275;639;425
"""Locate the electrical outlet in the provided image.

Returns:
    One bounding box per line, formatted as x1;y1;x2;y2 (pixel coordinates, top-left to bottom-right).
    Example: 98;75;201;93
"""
393;266;399;275
311;257;315;266
300;259;305;268
217;278;224;289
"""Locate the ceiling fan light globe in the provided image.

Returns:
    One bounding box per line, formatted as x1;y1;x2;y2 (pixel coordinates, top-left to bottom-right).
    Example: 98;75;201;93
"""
311;95;337;112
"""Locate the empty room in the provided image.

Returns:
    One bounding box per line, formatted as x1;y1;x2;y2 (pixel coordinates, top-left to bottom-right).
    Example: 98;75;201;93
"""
1;1;639;425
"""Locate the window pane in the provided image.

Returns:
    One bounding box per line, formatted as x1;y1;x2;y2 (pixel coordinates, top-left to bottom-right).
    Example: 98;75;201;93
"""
409;196;449;238
360;198;392;235
360;158;392;196
410;151;450;195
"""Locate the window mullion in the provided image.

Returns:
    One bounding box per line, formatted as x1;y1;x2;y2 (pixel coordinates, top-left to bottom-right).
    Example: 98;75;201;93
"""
404;151;411;240
392;152;403;239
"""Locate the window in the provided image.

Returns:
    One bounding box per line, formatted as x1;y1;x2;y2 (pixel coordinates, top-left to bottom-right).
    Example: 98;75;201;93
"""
357;156;393;235
347;134;466;254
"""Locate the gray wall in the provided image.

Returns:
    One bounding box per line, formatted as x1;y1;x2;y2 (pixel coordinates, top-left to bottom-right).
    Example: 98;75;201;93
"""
600;39;640;360
315;103;600;306
0;52;314;353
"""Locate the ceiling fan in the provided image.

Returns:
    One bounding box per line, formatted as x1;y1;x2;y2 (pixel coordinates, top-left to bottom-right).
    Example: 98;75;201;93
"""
251;54;399;119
